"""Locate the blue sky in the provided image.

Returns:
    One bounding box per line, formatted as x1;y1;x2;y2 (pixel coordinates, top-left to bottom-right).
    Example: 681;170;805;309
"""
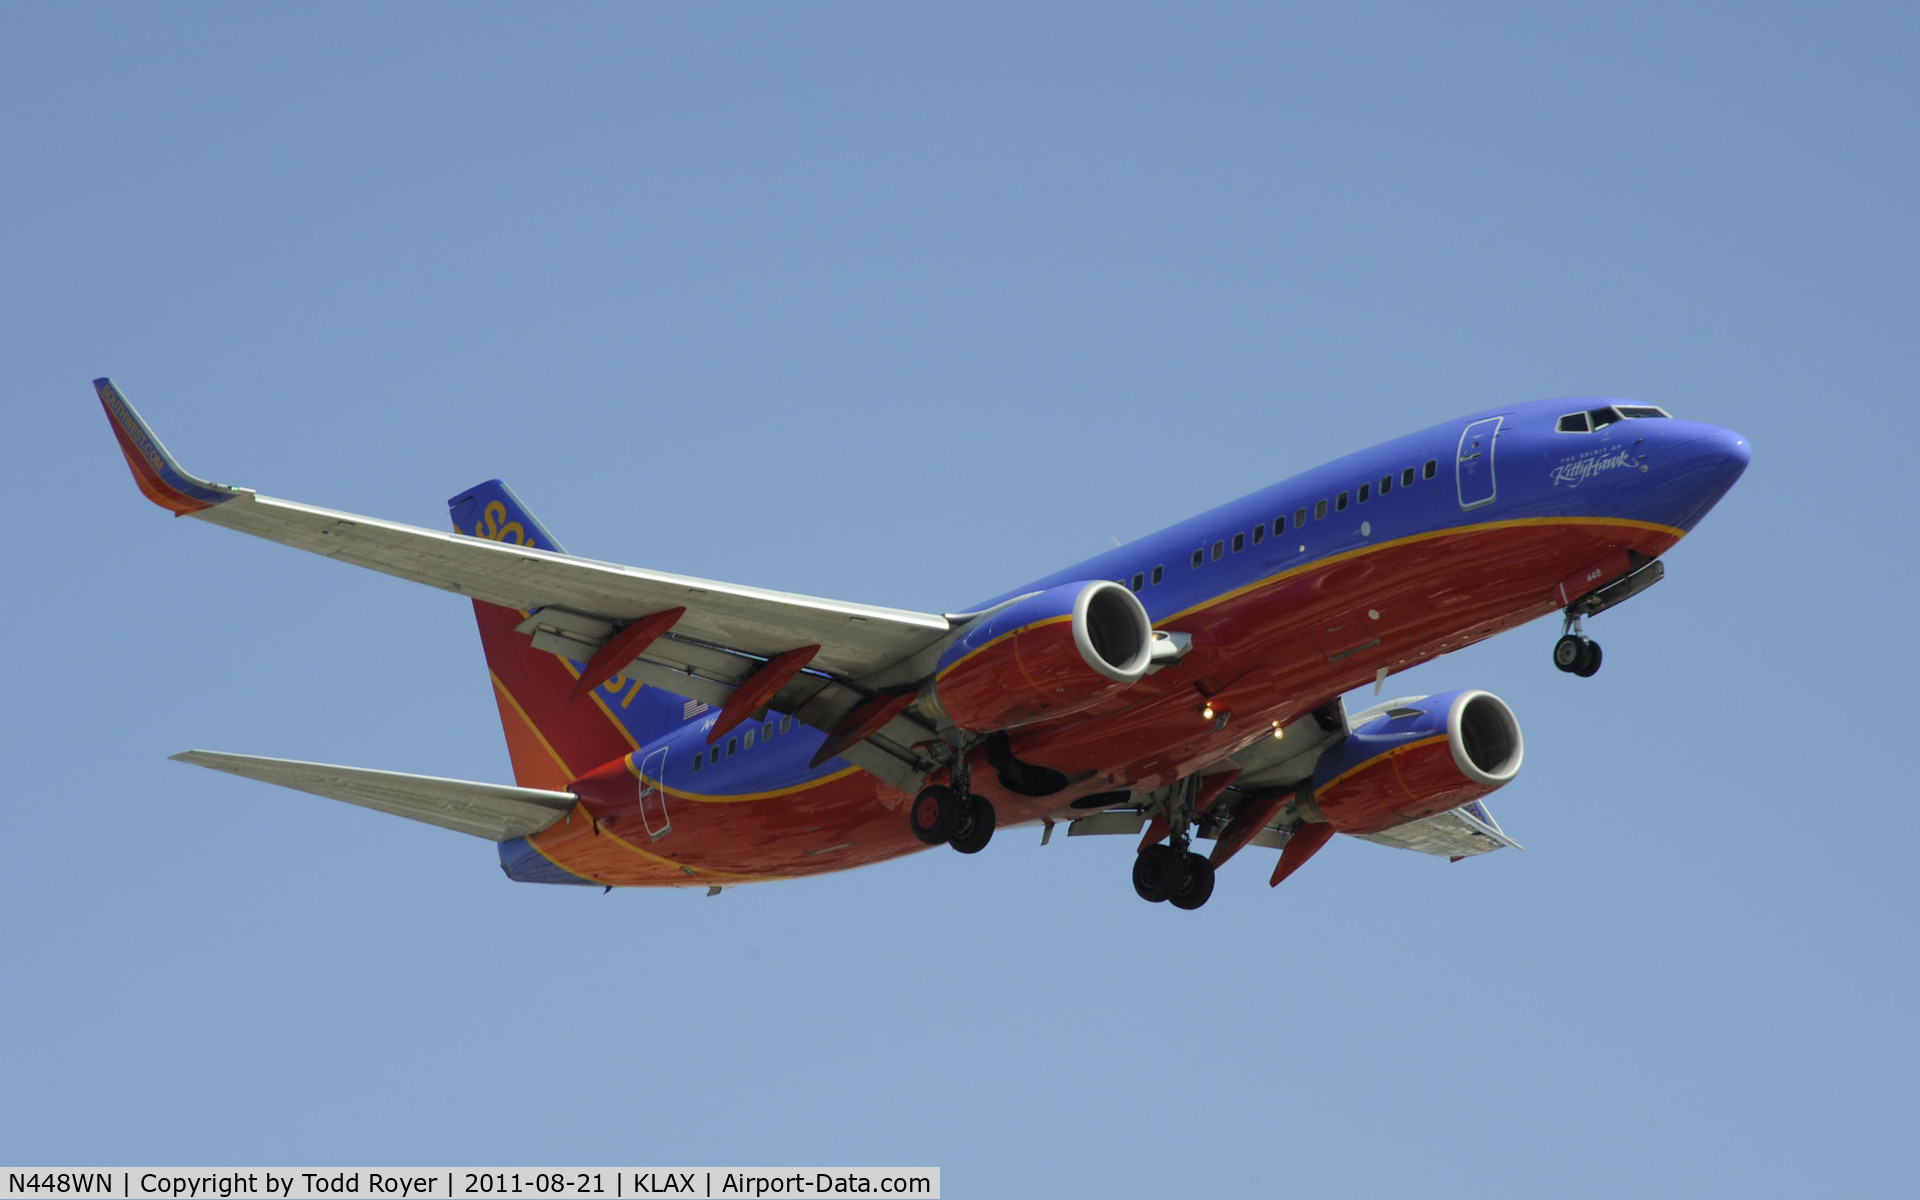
4;3;1916;1195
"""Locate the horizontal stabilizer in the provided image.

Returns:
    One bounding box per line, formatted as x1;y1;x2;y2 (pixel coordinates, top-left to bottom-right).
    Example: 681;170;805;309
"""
171;750;577;841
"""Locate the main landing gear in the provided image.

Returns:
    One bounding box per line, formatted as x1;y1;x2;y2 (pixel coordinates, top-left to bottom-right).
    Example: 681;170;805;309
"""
1131;774;1215;909
1133;843;1215;910
1553;614;1602;677
909;747;996;855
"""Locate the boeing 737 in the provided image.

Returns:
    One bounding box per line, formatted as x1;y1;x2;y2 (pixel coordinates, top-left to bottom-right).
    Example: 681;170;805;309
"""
97;378;1749;908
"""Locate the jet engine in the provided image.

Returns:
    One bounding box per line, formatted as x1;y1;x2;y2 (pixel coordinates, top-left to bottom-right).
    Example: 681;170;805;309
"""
921;580;1155;732
1307;689;1524;835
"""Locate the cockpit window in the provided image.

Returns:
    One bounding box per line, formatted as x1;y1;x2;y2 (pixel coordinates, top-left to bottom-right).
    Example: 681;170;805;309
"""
1589;404;1672;429
1557;412;1592;433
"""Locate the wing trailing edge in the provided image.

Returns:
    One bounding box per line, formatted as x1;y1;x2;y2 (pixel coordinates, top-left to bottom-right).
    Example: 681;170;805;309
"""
93;378;950;678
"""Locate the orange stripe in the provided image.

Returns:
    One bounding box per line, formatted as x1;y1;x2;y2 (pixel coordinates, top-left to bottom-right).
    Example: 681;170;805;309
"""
526;813;614;886
934;613;1073;682
1318;734;1449;793
1162;516;1684;626
490;671;576;785
663;765;864;805
110;420;214;514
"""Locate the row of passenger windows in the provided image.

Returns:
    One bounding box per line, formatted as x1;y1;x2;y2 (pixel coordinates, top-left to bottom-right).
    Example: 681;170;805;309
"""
689;714;795;772
1119;458;1440;590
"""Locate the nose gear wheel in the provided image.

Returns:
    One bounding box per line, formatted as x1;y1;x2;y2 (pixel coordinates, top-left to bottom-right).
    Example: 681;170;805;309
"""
1553;633;1602;676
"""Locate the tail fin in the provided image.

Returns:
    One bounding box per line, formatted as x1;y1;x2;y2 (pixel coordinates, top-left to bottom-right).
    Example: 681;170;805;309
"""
449;481;708;789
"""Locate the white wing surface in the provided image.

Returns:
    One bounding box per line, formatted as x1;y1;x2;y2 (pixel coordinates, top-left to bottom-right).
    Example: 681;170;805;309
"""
173;750;579;841
98;379;949;787
192;490;948;676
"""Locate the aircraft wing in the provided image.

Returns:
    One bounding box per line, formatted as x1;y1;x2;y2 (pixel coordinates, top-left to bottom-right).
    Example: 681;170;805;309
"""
189;491;946;675
1352;800;1521;859
98;379;952;785
172;750;578;841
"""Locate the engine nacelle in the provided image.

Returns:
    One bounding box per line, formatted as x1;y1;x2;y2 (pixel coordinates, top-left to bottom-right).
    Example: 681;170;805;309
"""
921;581;1155;733
1308;689;1524;835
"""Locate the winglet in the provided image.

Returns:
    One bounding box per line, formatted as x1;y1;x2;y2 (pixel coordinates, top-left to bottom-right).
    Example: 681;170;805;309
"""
93;377;243;515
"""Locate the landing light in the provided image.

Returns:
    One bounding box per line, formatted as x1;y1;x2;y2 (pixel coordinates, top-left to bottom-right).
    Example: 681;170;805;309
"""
1200;703;1216;721
1271;721;1284;740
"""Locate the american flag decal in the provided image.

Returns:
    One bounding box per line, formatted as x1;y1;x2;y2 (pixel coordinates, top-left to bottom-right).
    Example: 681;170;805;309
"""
682;699;709;719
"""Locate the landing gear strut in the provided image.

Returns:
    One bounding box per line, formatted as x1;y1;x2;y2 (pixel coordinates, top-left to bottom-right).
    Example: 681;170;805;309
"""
909;742;997;854
1132;775;1216;909
1553;555;1668;678
1553;615;1603;677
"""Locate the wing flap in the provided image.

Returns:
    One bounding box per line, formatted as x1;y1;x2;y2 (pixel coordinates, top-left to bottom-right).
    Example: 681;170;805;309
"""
172;750;578;841
1354;801;1521;859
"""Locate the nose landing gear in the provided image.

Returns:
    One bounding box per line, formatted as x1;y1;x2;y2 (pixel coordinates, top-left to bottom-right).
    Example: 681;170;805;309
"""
1553;630;1603;677
1553;554;1668;678
1553;608;1604;677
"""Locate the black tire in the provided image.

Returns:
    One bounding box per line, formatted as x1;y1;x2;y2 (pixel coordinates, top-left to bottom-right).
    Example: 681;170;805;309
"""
1553;634;1587;673
910;785;961;845
950;795;997;854
1132;844;1180;902
1574;639;1604;678
1168;852;1216;910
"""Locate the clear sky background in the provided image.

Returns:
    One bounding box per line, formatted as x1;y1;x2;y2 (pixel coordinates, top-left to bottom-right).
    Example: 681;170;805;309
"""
4;3;1916;1195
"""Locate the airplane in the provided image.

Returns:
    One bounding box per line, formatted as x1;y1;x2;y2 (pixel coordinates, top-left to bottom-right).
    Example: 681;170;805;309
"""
96;378;1750;909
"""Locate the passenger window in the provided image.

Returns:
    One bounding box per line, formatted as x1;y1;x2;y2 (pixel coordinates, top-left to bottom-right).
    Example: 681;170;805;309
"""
764;723;774;740
1232;532;1245;552
1252;524;1265;545
1380;475;1391;495
1130;572;1144;591
1358;483;1370;503
1211;540;1225;561
691;754;702;773
709;746;720;764
1424;459;1437;479
1294;507;1307;528
780;715;791;734
1336;491;1349;511
1192;549;1203;569
727;737;737;757
1314;499;1327;520
744;729;755;750
1402;467;1414;487
1152;565;1164;584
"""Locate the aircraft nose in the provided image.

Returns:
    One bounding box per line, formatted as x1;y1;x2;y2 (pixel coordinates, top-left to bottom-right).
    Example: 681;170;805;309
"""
1683;424;1750;478
1664;424;1750;529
